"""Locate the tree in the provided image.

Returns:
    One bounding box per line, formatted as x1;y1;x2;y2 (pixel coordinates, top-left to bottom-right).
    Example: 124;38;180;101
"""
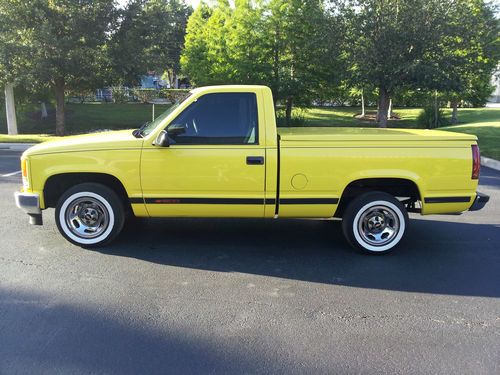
180;1;214;85
0;0;115;135
347;0;457;127
225;0;269;84
111;0;191;87
263;0;345;123
0;3;32;134
181;0;233;85
441;0;499;123
181;0;344;124
141;0;192;87
108;0;147;85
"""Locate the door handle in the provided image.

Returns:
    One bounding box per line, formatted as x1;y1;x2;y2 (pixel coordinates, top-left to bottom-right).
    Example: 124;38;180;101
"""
246;156;265;165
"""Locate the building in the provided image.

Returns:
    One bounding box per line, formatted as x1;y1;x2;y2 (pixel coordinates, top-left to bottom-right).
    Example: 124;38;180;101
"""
488;66;500;103
140;71;168;89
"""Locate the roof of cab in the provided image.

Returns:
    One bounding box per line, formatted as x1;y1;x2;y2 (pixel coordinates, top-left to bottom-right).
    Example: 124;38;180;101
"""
190;85;270;94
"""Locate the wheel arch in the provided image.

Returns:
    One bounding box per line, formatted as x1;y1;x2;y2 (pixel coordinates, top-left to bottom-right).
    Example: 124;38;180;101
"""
335;177;422;218
43;172;130;210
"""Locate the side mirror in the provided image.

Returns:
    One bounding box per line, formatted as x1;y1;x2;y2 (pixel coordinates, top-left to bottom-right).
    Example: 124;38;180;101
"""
167;123;187;138
153;130;169;147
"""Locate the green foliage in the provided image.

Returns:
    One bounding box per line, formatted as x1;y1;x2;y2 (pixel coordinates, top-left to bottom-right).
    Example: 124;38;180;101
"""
276;107;308;127
65;89;96;104
416;105;448;129
180;2;214;85
0;0;116;134
110;87;130;104
158;89;191;103
132;89;158;104
2;0;498;134
181;0;345;120
346;0;499;126
110;0;191;86
431;0;499;110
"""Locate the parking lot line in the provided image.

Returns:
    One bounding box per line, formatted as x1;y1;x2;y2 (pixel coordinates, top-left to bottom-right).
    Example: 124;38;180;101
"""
1;170;21;177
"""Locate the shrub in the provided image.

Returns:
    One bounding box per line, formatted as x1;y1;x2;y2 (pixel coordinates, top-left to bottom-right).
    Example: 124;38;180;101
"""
158;88;191;103
416;105;448;129
110;87;129;103
132;88;158;103
276;107;308;127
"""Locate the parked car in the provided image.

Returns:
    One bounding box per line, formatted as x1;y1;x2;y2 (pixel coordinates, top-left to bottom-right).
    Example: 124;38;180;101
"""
15;85;489;253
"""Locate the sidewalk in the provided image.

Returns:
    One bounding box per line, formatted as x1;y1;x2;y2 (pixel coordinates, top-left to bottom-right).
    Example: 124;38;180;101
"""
481;156;500;171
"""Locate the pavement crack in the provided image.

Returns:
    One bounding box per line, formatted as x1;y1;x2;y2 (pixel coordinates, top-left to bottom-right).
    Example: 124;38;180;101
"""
0;256;42;268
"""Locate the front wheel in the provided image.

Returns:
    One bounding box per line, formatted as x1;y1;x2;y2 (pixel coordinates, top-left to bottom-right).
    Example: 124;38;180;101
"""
55;183;125;247
342;192;408;254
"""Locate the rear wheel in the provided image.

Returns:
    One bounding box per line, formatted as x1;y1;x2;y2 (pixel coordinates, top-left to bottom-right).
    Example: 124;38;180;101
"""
342;192;408;254
55;183;125;247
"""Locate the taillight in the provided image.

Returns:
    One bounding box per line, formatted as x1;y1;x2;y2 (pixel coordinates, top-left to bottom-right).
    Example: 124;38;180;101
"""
471;145;480;180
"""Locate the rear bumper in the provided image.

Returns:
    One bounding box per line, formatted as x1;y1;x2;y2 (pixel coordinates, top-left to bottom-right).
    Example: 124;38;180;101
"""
469;192;490;211
14;191;43;225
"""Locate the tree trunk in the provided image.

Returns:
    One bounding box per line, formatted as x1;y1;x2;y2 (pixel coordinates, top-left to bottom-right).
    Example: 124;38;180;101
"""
54;77;65;136
4;82;18;135
377;86;390;128
173;71;178;89
285;97;293;126
451;100;458;124
434;90;438;129
361;89;365;117
41;102;48;119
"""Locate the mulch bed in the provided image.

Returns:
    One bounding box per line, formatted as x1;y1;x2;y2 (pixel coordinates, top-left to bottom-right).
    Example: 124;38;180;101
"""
354;111;401;121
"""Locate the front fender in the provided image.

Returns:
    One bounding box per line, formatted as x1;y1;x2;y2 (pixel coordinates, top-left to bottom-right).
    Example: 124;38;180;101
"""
29;149;142;208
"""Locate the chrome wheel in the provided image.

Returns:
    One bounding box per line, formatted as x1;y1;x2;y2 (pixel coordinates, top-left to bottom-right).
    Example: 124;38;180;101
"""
343;193;408;254
357;205;400;247
65;197;110;239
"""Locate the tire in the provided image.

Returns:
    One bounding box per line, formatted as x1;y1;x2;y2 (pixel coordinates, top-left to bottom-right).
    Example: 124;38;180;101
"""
55;183;125;247
341;191;408;254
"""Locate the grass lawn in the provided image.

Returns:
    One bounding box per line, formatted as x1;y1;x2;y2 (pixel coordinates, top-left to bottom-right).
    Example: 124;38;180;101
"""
1;103;499;159
440;109;500;160
0;103;170;136
0;134;59;144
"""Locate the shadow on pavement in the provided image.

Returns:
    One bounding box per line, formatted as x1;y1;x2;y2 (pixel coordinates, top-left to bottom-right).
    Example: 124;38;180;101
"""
0;288;313;375
96;217;500;298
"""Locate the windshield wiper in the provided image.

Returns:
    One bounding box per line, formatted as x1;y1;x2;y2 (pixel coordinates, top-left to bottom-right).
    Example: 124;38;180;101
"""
132;121;150;138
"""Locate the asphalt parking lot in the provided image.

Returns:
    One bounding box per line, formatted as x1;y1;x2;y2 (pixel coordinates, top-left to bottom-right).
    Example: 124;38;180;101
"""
1;149;499;374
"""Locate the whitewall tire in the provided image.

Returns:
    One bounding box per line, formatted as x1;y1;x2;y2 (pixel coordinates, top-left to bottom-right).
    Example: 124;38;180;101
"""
55;183;125;247
342;192;408;254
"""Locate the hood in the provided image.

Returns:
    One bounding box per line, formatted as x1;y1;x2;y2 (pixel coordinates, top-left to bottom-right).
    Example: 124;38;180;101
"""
23;130;143;157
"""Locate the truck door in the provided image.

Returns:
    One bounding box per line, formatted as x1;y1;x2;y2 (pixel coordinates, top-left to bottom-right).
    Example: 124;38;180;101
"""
140;92;266;217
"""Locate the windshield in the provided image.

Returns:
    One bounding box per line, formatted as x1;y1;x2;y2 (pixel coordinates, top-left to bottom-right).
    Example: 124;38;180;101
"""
138;94;192;137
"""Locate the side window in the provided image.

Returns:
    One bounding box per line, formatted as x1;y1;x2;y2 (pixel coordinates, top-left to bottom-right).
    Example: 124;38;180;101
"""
167;93;258;145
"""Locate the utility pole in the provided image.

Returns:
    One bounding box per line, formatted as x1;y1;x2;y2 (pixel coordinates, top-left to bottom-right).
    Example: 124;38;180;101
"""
4;82;18;135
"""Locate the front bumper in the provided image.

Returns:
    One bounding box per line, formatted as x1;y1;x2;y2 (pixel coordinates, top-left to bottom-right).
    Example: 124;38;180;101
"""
469;192;490;211
14;191;43;225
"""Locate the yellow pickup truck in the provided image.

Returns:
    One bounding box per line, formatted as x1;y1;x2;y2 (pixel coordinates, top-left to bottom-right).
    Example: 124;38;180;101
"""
15;85;489;253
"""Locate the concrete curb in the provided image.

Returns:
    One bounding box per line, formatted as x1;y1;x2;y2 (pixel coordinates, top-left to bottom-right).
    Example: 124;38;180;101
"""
0;143;35;152
481;156;500;172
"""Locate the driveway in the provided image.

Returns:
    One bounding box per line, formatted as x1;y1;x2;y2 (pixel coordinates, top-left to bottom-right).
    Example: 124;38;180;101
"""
1;149;499;374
